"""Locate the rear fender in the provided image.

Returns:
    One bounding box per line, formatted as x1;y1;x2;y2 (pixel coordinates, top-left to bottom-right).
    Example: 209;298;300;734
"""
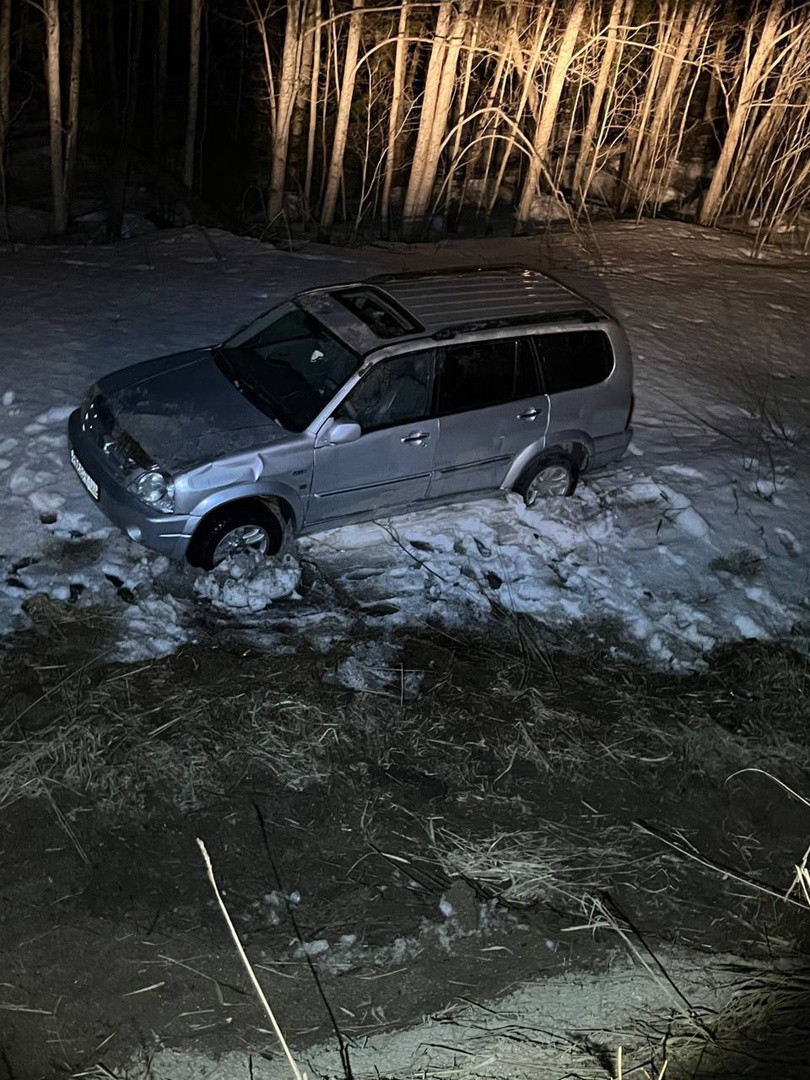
501;430;595;490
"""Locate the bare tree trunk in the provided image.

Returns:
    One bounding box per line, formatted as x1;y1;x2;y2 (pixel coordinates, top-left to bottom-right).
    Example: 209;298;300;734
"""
107;0;144;238
442;0;481;224
154;0;169;163
63;0;82;214
317;0;363;243
267;0;303;221
727;21;801;211
0;0;10;159
618;2;674;213
288;0;315;200
0;0;9;235
303;1;321;219
400;0;452;235
106;0;118;123
183;0;203;189
485;1;555;218
699;0;784;225
380;0;409;237
573;0;625;204
629;2;706;209
515;0;587;232
44;0;67;232
402;0;472;239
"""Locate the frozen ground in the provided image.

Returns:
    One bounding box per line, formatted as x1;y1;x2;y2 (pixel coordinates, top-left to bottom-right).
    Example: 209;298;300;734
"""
0;221;808;667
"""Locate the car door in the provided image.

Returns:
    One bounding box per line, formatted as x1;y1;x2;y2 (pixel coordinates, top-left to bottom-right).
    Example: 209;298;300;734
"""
307;349;438;525
534;328;617;436
428;336;548;500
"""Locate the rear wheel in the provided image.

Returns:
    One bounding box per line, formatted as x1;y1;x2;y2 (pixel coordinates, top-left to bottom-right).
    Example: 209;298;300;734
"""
515;452;578;507
188;502;286;570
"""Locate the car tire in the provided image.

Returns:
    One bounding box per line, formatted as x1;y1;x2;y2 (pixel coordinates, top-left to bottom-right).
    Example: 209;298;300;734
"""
187;502;287;570
515;452;579;507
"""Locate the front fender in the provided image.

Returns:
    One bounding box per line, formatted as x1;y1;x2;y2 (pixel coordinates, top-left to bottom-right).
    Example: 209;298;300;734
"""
183;480;306;535
501;429;595;490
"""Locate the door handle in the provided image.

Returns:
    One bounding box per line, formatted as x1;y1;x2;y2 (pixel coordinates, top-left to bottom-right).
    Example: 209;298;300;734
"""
517;408;539;421
401;431;430;444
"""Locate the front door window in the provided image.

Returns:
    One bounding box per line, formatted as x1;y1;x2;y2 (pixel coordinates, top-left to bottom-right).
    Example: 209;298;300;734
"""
339;351;434;431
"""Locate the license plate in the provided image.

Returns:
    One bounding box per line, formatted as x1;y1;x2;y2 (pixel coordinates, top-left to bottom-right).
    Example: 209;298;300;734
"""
70;448;99;500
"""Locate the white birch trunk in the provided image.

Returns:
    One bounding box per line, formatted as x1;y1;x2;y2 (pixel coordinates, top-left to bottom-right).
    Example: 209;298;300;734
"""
45;0;68;233
699;0;784;225
317;0;363;242
573;0;625;203
403;0;472;238
618;2;674;212
630;2;706;208
380;0;409;236
443;2;480;218
515;0;587;232
400;1;452;233
268;0;303;220
486;1;555;218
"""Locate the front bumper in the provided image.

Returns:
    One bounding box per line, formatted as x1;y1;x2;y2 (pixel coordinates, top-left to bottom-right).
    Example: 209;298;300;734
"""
67;409;196;561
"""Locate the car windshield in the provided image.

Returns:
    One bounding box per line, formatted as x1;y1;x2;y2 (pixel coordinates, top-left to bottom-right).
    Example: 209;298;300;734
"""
217;302;360;431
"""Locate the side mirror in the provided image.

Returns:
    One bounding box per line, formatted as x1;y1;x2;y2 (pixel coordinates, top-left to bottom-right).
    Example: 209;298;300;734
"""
329;420;362;445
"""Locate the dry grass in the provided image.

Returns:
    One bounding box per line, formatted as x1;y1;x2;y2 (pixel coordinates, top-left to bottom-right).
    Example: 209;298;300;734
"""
429;823;647;907
629;965;810;1080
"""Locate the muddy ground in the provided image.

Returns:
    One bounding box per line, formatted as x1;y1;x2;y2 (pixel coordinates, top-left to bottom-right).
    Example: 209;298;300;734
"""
1;595;809;1080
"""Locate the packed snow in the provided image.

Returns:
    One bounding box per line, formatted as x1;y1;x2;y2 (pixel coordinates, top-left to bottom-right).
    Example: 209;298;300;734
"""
0;222;808;667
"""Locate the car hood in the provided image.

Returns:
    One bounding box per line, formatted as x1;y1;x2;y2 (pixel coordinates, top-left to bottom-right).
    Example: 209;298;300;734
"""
98;348;292;471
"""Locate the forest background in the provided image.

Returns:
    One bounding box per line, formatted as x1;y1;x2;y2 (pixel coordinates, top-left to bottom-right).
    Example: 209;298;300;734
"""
0;0;807;249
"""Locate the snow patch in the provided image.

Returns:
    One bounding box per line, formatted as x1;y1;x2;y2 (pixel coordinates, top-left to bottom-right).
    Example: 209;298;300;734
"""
193;552;301;612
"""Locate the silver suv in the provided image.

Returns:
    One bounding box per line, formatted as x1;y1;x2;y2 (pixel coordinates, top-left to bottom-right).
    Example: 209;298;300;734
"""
68;267;633;569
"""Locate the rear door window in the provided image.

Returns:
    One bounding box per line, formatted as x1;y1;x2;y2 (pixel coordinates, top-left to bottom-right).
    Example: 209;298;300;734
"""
534;330;614;393
438;338;539;415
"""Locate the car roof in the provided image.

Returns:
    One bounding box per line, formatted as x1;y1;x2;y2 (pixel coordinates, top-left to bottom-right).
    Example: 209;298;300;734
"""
295;266;607;356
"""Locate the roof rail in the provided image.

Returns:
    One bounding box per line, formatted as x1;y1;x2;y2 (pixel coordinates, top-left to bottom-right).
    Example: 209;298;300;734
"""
429;308;602;340
369;264;536;284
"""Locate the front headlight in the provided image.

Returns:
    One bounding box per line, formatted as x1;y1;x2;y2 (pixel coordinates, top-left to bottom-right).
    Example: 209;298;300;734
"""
128;469;175;512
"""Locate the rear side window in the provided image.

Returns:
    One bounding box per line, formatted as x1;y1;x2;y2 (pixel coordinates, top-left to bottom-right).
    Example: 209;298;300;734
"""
438;338;538;415
534;330;614;393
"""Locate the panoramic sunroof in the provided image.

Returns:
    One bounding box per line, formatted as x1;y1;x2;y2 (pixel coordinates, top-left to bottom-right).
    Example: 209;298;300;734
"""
332;286;423;339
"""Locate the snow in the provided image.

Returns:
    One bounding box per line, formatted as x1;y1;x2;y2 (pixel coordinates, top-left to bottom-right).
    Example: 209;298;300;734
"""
194;552;300;612
0;221;808;667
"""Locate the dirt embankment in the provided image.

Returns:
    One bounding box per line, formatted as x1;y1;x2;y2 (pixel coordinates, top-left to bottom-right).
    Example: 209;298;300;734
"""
1;602;809;1079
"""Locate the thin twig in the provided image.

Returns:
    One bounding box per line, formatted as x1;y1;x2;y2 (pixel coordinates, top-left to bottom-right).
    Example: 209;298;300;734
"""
196;839;306;1080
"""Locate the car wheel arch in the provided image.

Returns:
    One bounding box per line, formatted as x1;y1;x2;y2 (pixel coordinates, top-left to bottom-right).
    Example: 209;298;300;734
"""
185;494;296;568
185;482;303;533
502;432;593;491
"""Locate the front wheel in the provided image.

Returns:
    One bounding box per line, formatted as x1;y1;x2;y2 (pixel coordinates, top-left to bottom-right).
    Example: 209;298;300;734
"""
187;502;286;570
515;452;579;507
